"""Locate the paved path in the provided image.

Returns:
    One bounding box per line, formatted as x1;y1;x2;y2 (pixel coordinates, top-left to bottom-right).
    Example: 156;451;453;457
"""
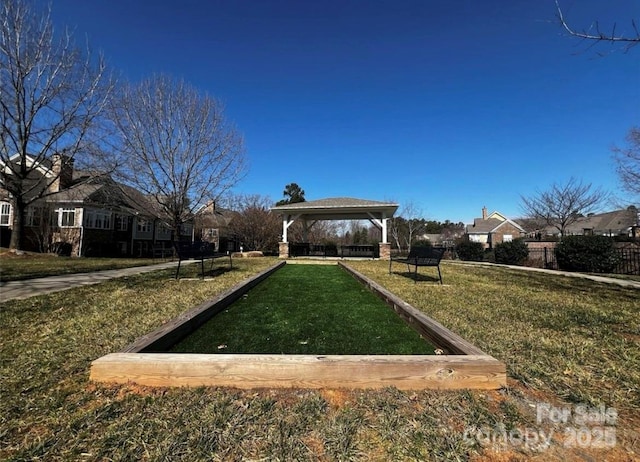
449;261;640;289
0;260;199;303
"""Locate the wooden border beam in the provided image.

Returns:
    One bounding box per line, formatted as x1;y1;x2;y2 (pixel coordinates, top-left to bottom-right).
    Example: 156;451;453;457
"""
90;261;506;390
91;353;505;390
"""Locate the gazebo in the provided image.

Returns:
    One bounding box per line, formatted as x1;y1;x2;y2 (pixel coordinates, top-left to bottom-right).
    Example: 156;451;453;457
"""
271;197;399;260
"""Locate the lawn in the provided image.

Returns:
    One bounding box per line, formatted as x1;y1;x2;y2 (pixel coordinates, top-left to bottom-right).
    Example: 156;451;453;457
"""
0;249;162;281
172;264;435;355
1;258;638;460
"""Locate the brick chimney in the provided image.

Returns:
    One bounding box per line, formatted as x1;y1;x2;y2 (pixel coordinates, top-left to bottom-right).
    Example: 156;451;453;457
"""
49;153;74;192
482;206;488;220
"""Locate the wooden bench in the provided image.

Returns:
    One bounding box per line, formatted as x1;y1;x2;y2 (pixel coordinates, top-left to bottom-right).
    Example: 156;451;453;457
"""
173;241;232;279
389;246;446;284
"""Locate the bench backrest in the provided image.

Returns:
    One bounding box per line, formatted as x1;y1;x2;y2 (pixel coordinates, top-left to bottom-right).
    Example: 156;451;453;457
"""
407;246;446;265
173;241;216;259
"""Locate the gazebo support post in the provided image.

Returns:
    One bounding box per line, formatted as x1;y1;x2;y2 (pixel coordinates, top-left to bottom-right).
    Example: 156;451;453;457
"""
279;242;289;259
379;242;391;260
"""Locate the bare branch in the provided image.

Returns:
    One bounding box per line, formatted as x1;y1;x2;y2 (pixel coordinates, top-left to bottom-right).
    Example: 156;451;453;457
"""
0;0;114;250
520;178;608;237
612;126;640;198
110;74;247;239
555;0;640;51
221;194;280;252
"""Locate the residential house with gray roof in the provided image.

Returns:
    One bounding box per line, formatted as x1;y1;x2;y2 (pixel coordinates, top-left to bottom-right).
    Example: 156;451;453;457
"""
543;207;639;238
466;207;526;249
0;154;192;256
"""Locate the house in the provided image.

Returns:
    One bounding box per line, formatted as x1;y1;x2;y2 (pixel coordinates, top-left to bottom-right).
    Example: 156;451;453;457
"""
0;153;193;256
193;201;240;253
466;207;526;249
417;230;465;248
542;207;639;238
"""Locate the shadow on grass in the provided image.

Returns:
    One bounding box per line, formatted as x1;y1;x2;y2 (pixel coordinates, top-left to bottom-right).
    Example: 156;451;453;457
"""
204;267;233;279
176;266;235;280
391;270;442;284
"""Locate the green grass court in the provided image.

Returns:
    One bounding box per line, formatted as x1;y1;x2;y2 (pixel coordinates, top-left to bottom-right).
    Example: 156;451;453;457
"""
172;264;436;355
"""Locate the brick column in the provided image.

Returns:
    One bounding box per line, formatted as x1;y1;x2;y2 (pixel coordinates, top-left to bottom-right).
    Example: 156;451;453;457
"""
278;242;289;259
379;242;391;260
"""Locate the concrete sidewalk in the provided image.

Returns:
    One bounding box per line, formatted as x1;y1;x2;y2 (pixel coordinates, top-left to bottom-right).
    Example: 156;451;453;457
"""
0;260;197;303
449;261;640;289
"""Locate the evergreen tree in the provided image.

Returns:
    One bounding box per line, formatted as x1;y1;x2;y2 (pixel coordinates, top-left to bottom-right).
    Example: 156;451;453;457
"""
275;183;306;206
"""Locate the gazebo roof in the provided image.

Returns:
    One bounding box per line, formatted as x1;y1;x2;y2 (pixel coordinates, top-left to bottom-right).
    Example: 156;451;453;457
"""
271;197;398;221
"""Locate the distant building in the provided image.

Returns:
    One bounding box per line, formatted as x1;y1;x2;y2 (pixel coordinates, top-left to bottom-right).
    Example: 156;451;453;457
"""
417;230;465;247
466;207;525;249
0;153;193;256
542;207;639;238
193;201;240;253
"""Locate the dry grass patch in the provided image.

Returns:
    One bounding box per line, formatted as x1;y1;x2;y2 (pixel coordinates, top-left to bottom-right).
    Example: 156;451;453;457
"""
346;261;639;410
0;250;162;281
1;258;638;461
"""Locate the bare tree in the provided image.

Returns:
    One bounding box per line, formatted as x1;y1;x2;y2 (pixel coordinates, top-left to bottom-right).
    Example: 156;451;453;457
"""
555;0;640;52
110;74;246;240
388;216;404;252
404;217;426;252
520;178;608;237
388;201;426;252
25;203;54;253
0;0;112;250
612;126;640;199
224;194;280;253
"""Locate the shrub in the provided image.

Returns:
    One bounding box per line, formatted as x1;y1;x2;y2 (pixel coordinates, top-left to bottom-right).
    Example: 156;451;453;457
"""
51;241;72;256
494;238;529;265
555;235;620;273
455;241;484;261
483;249;495;263
411;239;433;249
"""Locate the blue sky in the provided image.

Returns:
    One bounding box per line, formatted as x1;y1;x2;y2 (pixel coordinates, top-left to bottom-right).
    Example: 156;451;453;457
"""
43;0;639;224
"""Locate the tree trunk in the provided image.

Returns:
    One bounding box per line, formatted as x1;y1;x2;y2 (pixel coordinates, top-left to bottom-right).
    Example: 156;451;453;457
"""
9;198;25;251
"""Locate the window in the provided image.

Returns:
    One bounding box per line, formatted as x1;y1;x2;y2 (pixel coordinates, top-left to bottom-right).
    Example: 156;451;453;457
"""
180;223;193;236
503;234;513;242
84;209;112;229
156;223;172;239
137;219;152;233
204;228;218;239
55;208;76;227
115;215;128;231
0;202;11;226
25;206;43;227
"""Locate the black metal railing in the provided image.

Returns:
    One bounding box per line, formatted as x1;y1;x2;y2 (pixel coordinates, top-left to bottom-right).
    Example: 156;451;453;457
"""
289;243;378;258
526;247;640;275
